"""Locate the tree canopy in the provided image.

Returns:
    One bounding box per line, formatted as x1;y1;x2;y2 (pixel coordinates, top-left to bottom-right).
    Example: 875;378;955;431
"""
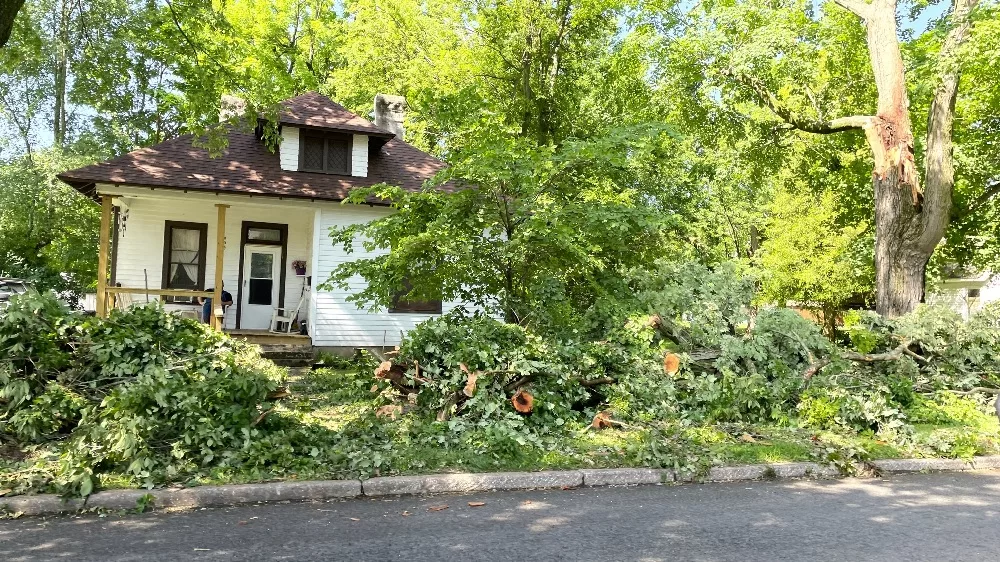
0;0;997;317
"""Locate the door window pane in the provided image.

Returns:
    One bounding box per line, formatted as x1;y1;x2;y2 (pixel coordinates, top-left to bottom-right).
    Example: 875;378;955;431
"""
250;252;274;279
248;279;273;305
247;227;281;242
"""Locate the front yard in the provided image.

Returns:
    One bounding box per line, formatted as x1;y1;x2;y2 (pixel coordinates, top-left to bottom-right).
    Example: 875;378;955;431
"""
126;362;999;490
2;289;999;500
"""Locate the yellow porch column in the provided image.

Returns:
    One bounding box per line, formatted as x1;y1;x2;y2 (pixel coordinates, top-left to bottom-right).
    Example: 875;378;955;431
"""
213;204;230;331
96;195;113;318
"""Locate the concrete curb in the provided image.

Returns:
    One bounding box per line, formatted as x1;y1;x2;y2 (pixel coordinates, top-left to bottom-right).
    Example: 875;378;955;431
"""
3;456;998;517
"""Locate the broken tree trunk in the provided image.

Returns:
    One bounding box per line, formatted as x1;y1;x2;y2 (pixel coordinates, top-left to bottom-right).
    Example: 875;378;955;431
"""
843;0;977;316
732;0;979;317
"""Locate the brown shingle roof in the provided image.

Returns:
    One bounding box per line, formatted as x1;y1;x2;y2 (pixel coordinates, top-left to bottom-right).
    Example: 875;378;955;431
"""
277;92;394;138
58;131;449;203
58;93;452;203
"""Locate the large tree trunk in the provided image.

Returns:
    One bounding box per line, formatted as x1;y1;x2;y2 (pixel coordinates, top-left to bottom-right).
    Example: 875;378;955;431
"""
844;0;975;316
861;0;927;316
738;0;977;317
873;168;929;316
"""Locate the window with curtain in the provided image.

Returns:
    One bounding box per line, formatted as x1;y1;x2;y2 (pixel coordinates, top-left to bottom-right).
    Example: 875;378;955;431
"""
162;222;207;302
299;133;351;175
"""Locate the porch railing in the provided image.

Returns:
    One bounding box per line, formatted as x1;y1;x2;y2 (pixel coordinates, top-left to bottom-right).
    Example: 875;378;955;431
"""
102;287;225;329
95;194;230;332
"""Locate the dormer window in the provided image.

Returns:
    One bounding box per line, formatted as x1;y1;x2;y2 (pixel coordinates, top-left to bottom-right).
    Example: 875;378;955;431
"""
299;132;352;174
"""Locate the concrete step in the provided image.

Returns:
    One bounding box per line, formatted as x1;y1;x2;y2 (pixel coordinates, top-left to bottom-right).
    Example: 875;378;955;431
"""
260;345;316;368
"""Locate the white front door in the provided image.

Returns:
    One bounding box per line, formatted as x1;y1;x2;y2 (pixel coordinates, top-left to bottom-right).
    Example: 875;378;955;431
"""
241;245;281;329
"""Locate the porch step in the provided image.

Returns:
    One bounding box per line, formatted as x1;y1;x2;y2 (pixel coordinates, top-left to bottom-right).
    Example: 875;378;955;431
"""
229;329;311;346
260;345;317;368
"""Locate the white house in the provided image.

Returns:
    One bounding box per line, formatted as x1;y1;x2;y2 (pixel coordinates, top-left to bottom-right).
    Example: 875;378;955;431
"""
59;92;460;348
927;272;1000;320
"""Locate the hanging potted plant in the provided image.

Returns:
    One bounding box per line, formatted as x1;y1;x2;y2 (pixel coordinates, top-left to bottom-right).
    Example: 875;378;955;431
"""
292;260;307;276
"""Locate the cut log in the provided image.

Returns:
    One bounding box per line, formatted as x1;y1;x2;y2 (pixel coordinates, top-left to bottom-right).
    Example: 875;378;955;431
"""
591;410;613;429
375;404;403;420
374;360;410;390
461;363;478;397
663;353;681;375
512;389;534;413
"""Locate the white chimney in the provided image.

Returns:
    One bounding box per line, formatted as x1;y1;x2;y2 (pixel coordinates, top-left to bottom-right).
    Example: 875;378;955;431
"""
374;94;407;140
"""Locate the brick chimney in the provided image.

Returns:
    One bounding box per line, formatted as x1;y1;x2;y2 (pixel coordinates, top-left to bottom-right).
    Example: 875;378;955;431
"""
374;94;407;140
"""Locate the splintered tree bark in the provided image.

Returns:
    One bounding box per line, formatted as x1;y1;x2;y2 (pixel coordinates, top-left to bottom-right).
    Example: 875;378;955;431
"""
591;410;613;429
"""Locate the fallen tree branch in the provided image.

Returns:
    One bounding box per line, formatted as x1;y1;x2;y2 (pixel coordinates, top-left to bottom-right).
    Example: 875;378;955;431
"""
842;340;916;363
948;387;1000;396
504;374;537;392
579;377;617;387
803;358;833;381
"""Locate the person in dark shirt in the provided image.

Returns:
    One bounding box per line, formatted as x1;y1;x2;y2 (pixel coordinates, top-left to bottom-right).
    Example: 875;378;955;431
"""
200;284;233;324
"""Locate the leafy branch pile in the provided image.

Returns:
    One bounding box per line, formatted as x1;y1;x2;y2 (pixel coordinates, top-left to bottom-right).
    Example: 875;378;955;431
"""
370;262;1000;465
0;292;285;496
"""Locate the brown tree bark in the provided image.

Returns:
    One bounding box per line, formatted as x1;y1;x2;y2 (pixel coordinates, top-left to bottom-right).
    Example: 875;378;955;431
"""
0;0;24;47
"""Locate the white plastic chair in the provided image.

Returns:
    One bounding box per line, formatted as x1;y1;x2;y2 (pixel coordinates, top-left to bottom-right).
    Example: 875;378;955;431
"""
114;291;133;311
269;293;307;334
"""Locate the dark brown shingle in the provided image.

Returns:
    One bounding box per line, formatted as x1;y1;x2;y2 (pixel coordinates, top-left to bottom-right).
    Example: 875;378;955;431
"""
58;93;450;204
277;92;394;138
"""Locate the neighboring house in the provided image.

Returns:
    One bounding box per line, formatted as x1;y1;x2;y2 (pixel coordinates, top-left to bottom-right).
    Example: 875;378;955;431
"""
58;92;459;348
927;272;1000;320
0;278;31;307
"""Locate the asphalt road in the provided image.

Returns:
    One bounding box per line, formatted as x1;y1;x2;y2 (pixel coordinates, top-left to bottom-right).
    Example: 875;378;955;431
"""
3;471;999;562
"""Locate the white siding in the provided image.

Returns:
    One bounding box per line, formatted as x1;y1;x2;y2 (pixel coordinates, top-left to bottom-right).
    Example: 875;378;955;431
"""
927;276;1000;319
351;134;368;177
112;194;314;330
279;127;299;171
311;205;457;347
105;185;467;347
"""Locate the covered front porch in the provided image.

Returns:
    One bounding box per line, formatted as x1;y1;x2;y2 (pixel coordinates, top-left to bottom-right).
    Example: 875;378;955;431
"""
92;187;317;337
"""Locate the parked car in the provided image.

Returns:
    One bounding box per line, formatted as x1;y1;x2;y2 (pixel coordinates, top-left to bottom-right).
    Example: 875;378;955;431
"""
0;278;31;307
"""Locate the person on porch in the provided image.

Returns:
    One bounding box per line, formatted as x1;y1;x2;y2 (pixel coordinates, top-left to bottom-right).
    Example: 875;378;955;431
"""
200;284;233;324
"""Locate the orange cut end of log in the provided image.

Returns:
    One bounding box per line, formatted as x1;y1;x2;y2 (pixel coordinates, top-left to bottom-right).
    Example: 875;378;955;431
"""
512;390;534;413
375;360;394;379
591;410;613;429
663;353;680;375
